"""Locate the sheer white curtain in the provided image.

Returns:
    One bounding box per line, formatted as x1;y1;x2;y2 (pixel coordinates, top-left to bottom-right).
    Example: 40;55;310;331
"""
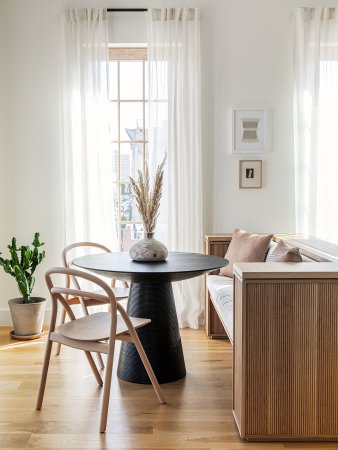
148;8;203;328
61;8;117;249
294;7;338;243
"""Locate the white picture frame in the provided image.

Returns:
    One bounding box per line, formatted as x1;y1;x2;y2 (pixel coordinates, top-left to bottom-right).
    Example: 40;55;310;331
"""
239;160;262;189
231;108;268;154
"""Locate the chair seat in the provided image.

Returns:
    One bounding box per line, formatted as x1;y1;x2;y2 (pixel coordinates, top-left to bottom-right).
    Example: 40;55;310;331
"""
111;286;130;300
83;287;130;300
66;287;129;307
57;312;150;341
65;295;109;307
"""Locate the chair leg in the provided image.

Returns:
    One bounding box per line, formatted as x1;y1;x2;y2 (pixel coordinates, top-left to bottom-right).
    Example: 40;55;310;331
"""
131;333;166;404
84;351;103;386
36;339;53;410
99;341;115;433
96;352;105;371
55;307;67;356
80;300;105;371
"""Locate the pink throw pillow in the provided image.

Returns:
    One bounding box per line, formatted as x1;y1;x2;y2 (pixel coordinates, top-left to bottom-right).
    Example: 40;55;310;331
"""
220;228;273;277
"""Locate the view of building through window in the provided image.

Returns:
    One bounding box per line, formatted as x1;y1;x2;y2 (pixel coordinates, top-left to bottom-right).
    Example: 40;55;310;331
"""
109;47;148;251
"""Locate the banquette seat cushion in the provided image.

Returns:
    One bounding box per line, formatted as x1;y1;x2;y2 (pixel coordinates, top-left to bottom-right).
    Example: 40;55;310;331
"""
207;274;234;342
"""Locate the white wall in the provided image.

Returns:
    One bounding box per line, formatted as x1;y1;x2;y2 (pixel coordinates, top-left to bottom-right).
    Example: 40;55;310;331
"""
1;0;337;323
0;0;64;323
0;2;6;248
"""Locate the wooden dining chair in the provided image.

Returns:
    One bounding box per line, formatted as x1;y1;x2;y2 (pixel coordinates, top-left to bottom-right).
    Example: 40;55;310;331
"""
56;242;130;368
36;267;166;433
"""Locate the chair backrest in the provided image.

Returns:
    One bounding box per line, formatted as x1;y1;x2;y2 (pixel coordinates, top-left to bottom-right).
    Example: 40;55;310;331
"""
62;242;111;269
45;267;118;334
62;242;128;289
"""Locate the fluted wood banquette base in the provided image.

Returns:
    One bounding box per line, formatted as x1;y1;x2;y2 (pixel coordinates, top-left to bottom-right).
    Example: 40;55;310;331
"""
233;262;338;441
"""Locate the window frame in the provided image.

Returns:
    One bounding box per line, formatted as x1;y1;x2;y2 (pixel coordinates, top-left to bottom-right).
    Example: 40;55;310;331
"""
109;46;148;251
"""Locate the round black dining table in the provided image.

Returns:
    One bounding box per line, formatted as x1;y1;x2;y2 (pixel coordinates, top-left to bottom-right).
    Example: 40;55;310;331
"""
73;251;227;384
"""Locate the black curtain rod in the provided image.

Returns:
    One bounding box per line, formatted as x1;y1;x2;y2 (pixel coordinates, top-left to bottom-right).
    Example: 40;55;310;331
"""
107;8;148;12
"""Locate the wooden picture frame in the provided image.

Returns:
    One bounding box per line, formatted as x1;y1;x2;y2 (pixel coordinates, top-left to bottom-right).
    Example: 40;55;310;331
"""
239;160;262;189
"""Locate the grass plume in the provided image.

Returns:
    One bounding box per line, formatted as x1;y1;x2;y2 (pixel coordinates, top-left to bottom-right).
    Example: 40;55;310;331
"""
130;155;167;235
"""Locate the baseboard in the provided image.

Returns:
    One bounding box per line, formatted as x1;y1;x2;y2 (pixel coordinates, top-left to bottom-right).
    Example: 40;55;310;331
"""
0;308;52;326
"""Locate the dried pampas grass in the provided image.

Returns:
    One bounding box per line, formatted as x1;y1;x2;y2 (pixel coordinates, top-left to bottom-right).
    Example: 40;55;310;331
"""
130;155;167;235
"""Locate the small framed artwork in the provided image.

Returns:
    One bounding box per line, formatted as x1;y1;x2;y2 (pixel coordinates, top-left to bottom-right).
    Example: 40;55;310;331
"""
239;160;262;189
231;108;268;153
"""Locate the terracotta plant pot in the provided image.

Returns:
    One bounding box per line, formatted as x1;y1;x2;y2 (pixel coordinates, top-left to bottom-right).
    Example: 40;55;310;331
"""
8;297;46;338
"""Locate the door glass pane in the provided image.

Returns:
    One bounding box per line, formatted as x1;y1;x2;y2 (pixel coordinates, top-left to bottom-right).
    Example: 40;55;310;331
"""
120;183;141;222
144;143;148;161
121;223;144;251
120;102;144;141
109;61;118;100
109;102;118;141
112;144;119;181
113;182;119;225
144;102;148;141
144;62;148;100
120;61;143;100
120;143;143;182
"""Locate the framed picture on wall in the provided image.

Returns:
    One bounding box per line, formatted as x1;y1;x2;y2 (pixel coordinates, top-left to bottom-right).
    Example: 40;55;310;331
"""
239;160;262;189
231;109;268;153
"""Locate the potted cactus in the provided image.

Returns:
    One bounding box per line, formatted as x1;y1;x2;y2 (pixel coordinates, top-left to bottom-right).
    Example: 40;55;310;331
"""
0;233;46;339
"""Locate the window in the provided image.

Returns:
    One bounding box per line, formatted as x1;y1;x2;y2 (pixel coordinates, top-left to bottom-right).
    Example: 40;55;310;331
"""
109;47;148;251
315;59;338;241
294;10;338;244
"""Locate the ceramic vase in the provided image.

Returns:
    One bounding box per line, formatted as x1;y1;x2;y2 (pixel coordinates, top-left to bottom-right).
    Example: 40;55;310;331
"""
129;232;168;262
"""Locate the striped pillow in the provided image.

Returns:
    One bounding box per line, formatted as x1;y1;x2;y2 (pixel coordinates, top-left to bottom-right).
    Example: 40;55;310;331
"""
220;229;273;277
265;239;302;262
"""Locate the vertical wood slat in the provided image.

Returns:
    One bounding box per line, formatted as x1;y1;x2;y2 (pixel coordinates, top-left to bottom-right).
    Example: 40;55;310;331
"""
234;277;338;441
233;276;243;433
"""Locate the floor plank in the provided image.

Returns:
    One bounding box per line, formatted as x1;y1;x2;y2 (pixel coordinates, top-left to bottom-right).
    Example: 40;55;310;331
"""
0;327;336;449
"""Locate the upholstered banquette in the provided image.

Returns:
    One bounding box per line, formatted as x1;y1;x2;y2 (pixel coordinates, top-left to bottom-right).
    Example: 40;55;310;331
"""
204;231;330;342
205;231;338;441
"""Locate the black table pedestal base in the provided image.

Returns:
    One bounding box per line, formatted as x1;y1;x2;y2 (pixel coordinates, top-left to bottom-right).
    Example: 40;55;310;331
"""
117;281;186;384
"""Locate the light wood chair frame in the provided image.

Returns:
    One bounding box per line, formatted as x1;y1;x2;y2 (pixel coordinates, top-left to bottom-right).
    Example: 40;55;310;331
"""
36;267;165;433
57;242;129;369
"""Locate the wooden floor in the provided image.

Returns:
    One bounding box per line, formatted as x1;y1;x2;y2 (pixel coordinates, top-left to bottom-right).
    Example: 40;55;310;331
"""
0;327;337;449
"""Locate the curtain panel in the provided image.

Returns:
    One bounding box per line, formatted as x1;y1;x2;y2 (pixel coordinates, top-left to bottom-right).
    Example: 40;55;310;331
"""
148;8;204;328
61;8;117;250
294;7;338;243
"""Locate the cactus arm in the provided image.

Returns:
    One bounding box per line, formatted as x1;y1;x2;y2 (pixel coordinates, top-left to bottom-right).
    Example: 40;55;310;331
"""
8;238;20;266
29;277;35;297
14;265;30;303
0;257;16;277
30;233;45;275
